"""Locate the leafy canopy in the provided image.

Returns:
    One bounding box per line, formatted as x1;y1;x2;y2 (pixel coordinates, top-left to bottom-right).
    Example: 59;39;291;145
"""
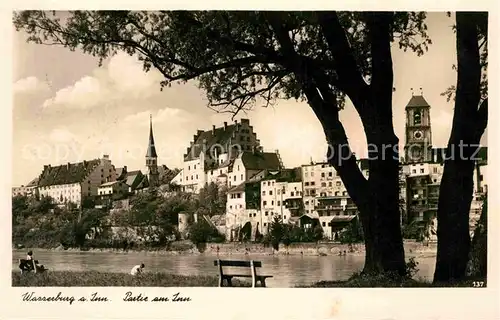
13;11;431;115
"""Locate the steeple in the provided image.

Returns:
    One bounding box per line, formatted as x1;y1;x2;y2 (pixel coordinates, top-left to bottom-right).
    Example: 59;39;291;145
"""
146;114;157;158
145;114;159;188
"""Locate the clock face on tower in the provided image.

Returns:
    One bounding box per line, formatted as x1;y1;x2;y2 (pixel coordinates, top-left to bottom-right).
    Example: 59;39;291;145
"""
413;130;423;140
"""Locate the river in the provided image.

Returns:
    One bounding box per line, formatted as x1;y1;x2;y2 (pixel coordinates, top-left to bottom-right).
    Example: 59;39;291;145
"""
13;250;436;287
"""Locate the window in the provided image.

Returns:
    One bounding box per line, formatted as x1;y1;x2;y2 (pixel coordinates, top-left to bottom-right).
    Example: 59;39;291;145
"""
322;222;326;227
336;181;341;186
420;169;424;173
277;201;281;206
265;211;269;216
414;110;422;125
188;166;190;170
240;174;243;180
264;223;267;226
305;172;308;177
271;201;274;205
284;215;287;219
263;201;267;206
311;172;314;177
291;192;294;196
233;176;236;181
311;182;315;186
194;165;196;170
329;182;332;187
321;182;326;187
249;213;252;218
262;191;266;196
305;182;310;186
480;175;484;181
321;173;325;178
412;169;416;174
253;213;256;217
269;190;273;196
238;165;240;170
329;172;333;177
230;205;233;209
196;174;198;179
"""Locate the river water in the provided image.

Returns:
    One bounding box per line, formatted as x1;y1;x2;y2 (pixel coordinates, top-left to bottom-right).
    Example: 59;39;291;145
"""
12;250;436;287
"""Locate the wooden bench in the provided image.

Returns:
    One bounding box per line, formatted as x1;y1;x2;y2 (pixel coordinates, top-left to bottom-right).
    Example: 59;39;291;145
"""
213;259;273;287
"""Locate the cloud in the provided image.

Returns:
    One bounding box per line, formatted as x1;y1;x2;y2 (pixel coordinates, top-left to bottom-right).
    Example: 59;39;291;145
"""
14;76;50;95
122;107;193;127
48;127;79;143
42;52;164;109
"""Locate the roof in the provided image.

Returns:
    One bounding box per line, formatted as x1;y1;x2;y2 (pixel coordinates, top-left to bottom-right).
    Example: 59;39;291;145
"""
184;123;239;161
123;170;144;189
330;215;357;223
406;95;430;109
299;212;320;220
26;177;39;187
228;182;246;193
241;151;281;171
146;116;158;158
262;168;302;182
37;159;100;187
99;181;122;187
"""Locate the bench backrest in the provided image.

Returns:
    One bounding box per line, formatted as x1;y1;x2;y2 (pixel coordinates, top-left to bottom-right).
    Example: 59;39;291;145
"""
213;260;262;268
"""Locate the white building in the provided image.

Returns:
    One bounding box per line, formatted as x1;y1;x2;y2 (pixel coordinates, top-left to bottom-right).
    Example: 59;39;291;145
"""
97;180;129;198
12;177;38;197
37;155;117;207
172;119;267;193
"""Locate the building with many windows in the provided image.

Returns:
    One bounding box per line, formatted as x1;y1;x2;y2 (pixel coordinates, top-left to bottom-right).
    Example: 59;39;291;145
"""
37;155;117;207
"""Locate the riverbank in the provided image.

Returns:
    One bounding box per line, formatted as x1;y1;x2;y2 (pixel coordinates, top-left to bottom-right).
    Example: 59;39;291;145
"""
13;270;478;288
12;271;249;287
15;240;437;258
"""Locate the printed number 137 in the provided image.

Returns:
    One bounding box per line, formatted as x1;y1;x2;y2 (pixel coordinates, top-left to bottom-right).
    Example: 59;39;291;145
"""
473;281;485;287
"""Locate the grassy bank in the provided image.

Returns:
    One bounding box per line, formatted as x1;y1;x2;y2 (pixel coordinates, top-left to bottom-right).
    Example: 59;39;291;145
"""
12;271;249;287
301;273;486;288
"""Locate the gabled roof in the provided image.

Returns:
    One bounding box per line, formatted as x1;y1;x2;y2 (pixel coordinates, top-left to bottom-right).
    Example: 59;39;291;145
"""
123;170;144;189
241;151;281;171
38;159;100;187
184;124;239;161
406;95;430;109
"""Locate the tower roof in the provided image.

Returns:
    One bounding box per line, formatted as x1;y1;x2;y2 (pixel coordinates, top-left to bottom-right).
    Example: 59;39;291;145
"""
406;95;430;109
146;114;158;158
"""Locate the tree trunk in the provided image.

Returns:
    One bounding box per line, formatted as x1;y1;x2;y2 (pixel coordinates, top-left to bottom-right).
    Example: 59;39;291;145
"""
434;12;486;283
434;159;475;281
467;196;487;278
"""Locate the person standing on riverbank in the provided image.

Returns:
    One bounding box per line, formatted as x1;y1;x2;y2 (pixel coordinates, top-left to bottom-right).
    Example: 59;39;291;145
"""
130;263;145;276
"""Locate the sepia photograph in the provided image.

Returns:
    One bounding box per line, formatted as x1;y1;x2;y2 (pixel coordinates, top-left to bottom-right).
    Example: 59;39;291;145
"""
11;10;488;290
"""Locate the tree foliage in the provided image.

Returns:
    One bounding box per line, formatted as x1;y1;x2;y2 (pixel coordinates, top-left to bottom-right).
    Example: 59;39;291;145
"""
13;11;430;114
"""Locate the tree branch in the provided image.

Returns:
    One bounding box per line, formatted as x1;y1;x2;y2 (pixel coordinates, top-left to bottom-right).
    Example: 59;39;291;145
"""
316;12;369;102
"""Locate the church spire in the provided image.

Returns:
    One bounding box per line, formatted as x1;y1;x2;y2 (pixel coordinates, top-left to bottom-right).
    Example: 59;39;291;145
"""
146;114;157;158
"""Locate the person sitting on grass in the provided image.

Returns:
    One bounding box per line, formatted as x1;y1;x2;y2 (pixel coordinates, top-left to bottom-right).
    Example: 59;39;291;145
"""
130;263;145;276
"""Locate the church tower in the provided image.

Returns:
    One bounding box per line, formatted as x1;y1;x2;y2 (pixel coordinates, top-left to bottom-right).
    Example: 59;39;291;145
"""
146;114;159;187
404;89;433;163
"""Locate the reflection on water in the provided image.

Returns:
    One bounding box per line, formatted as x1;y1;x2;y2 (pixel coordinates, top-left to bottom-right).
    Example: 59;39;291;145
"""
12;250;435;287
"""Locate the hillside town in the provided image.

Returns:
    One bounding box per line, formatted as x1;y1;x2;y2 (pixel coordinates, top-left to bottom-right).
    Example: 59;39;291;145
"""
12;94;488;244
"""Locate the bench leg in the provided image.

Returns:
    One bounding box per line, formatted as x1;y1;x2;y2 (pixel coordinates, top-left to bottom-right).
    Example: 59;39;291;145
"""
226;277;233;287
260;278;267;287
218;276;223;287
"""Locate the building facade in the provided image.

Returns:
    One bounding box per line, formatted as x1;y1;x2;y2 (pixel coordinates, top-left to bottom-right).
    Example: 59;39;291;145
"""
37;155;117;207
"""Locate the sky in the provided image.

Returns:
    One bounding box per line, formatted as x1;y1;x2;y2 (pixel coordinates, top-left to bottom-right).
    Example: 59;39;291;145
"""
12;12;488;186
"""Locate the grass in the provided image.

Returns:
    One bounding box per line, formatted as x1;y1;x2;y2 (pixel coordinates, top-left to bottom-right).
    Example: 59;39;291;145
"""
12;271;250;287
301;272;486;288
